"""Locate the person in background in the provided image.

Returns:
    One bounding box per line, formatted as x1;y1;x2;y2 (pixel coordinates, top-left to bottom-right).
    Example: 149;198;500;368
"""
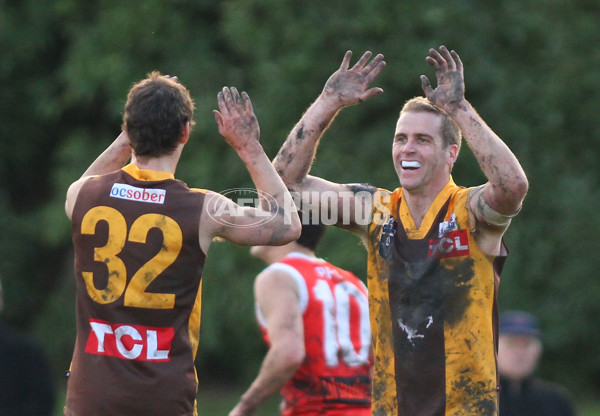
498;310;577;416
64;74;300;415
229;221;372;416
0;277;56;416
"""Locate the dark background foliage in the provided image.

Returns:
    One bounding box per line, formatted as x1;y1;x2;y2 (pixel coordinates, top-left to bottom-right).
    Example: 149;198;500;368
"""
1;0;599;408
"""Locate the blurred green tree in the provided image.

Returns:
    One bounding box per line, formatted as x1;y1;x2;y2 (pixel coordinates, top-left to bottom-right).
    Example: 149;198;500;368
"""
0;0;598;404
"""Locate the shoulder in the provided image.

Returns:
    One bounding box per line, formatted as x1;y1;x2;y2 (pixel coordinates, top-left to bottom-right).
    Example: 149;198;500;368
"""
528;378;577;415
337;269;368;295
65;175;97;219
198;190;231;234
530;378;575;400
369;187;399;235
370;187;397;218
348;183;378;196
200;190;237;218
372;186;395;198
190;187;208;194
255;260;309;309
466;184;519;229
256;261;306;292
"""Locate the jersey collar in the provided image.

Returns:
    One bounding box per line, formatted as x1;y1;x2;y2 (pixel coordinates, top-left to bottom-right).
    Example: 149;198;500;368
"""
399;177;457;239
122;163;175;181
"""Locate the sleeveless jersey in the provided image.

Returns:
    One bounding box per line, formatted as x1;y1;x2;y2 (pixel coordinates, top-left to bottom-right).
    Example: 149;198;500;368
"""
257;253;372;416
66;164;206;416
367;179;507;416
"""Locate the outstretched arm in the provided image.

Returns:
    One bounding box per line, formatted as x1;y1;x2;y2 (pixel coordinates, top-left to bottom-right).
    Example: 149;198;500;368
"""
200;87;301;252
228;269;304;416
65;131;132;219
421;46;528;251
273;51;386;237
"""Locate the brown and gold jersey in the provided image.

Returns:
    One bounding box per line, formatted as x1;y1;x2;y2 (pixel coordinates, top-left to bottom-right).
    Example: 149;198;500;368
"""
66;164;206;416
367;179;506;416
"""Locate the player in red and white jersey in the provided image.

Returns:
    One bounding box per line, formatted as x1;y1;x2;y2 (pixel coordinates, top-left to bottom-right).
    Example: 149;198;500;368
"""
229;222;372;416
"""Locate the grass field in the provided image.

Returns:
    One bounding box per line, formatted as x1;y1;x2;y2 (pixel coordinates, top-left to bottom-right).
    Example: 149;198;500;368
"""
52;383;282;415
196;387;600;416
196;383;281;415
54;384;599;415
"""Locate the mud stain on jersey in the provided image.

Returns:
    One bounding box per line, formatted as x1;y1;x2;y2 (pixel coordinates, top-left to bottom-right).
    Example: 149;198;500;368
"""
452;375;497;416
388;256;475;337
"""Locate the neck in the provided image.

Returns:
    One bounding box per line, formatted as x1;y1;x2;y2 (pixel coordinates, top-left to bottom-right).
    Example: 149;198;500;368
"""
402;176;450;228
261;243;316;265
130;144;183;175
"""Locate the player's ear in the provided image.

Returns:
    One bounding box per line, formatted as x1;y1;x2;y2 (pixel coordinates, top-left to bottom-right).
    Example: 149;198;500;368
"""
180;121;190;144
447;143;459;164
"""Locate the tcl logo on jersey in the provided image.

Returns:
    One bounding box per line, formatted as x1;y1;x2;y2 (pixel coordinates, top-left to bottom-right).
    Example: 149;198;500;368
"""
85;319;174;361
110;183;166;204
428;229;470;259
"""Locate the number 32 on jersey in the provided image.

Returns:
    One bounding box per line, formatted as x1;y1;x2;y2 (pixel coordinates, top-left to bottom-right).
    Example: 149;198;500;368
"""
80;206;182;309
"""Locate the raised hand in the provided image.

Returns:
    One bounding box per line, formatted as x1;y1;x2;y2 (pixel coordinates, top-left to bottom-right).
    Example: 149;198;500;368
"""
213;87;260;151
321;50;386;108
420;46;465;113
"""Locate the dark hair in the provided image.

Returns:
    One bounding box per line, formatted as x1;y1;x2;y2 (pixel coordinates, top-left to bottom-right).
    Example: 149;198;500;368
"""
122;71;195;157
400;96;461;151
296;221;326;251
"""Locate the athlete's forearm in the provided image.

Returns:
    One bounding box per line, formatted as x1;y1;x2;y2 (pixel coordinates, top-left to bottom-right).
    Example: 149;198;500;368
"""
451;100;528;213
273;95;342;188
82;131;132;178
235;347;301;415
238;143;301;238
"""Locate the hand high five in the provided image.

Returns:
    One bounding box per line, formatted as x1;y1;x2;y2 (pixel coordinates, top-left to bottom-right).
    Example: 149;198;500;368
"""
321;50;386;108
214;87;260;150
421;45;465;113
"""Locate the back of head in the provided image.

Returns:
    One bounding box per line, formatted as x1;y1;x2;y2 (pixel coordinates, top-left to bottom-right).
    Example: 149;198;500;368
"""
400;97;461;151
499;310;541;338
123;72;195;158
250;221;326;264
296;221;326;251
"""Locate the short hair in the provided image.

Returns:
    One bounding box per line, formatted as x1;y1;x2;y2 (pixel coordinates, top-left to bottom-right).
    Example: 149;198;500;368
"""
296;221;326;251
400;97;462;151
122;71;195;158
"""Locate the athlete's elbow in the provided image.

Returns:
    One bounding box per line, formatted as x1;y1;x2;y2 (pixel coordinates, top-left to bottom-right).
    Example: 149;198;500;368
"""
511;173;529;202
288;215;302;240
272;212;301;244
282;344;305;371
271;222;301;245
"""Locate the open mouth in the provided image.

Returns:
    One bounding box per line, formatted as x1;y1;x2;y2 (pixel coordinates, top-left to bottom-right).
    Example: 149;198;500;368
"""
401;160;421;170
